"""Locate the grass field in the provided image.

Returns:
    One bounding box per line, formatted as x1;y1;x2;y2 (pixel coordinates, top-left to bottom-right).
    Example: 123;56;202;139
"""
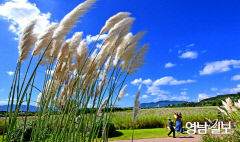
0;107;219;141
111;107;218;129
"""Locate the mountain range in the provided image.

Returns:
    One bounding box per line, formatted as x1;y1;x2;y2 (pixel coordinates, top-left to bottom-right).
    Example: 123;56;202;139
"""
0;105;37;112
140;100;186;108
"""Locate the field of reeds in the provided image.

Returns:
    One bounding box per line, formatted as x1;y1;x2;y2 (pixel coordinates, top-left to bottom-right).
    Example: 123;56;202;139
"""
111;107;218;130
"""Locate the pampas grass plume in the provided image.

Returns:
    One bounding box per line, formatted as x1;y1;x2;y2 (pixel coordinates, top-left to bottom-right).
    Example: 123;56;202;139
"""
18;20;37;62
133;84;142;123
100;12;131;34
97;97;109;117
33;23;59;56
118;85;127;101
53;0;96;41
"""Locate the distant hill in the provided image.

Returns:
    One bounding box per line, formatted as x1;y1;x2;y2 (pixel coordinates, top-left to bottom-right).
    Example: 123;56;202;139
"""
0;105;37;112
177;92;240;107
140;100;186;108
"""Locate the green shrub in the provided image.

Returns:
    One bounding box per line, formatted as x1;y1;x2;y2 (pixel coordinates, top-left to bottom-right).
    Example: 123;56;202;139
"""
96;121;116;138
9;120;51;142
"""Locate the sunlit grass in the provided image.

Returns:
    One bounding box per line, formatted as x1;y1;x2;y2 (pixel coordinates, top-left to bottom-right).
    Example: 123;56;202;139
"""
112;107;218;129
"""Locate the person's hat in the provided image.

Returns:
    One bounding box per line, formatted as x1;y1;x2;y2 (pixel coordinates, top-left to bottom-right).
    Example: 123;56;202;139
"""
168;117;171;120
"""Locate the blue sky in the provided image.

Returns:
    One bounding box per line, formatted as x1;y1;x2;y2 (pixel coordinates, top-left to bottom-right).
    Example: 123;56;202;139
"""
0;0;240;107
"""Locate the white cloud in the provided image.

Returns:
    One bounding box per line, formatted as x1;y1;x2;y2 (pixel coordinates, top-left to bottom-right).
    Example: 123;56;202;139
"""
85;34;108;45
200;60;240;75
186;43;195;47
0;0;52;36
180;91;187;95
0;100;9;105
7;71;14;76
96;43;102;48
131;78;142;86
152;76;195;86
179;51;198;59
171;95;189;101
131;78;152;86
153;95;168;102
142;79;152;85
164;62;176;68
146;85;169;95
222;84;240;94
232;74;240;81
211;88;218;91
142;95;149;99
124;93;129;97
198;93;209;102
229;84;240;93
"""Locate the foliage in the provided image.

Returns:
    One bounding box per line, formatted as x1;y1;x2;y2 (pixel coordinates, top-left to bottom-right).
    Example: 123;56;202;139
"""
202;98;240;142
177;93;240;107
111;107;217;129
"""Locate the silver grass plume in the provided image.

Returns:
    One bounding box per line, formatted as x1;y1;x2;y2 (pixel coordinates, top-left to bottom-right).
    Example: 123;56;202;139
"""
18;20;37;62
218;98;240;115
235;100;240;108
51;39;63;60
36;92;43;108
128;44;149;75
58;40;70;62
128;31;147;47
226;97;233;107
133;84;142;123
222;99;233;113
86;49;98;75
97;44;110;67
76;40;88;73
123;31;146;62
118;85;127;101
100;12;131;34
97;72;107;95
76;40;88;64
66;32;83;69
53;0;97;41
218;107;228;115
113;33;133;67
103;17;135;46
97;97;109;117
69;32;83;53
32;23;59;56
103;56;112;77
120;32;146;70
44;79;61;98
108;17;135;36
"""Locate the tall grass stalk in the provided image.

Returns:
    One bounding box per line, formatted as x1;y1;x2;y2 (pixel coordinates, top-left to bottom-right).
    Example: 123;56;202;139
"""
4;0;148;141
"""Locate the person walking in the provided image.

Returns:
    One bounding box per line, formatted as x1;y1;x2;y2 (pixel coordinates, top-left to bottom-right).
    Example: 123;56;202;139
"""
175;112;183;133
167;117;176;138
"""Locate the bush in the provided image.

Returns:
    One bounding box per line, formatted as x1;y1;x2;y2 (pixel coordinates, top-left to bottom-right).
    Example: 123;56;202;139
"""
96;120;116;138
0;121;7;135
9;120;51;142
202;131;240;142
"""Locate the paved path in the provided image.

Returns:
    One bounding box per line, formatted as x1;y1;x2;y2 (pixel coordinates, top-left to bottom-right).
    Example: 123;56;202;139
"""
110;135;202;142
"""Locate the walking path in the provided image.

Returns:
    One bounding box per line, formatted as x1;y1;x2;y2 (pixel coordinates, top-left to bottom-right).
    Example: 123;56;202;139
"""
110;135;202;142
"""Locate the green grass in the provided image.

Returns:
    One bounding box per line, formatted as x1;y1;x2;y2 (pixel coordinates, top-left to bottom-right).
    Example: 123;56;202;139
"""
111;107;218;129
108;128;187;141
